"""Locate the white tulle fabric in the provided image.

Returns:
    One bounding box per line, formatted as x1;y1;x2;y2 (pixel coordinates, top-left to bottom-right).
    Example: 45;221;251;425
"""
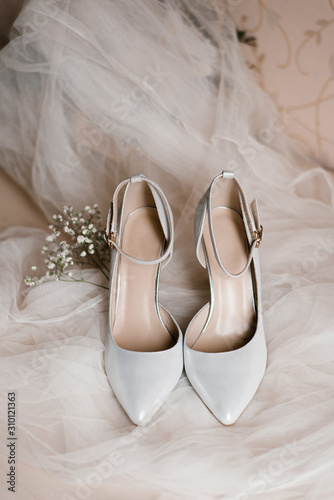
0;1;334;499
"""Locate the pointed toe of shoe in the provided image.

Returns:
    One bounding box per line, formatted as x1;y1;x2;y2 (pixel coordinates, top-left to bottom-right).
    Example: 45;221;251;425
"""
122;393;166;426
208;391;254;426
188;371;261;426
184;324;267;425
115;377;170;425
105;328;183;425
213;407;239;426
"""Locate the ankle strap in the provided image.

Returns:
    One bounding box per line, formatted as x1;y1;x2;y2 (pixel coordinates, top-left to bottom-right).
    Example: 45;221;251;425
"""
195;170;263;278
105;174;174;267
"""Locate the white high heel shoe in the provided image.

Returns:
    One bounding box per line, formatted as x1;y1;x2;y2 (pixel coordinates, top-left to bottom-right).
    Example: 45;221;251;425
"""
104;174;183;425
184;170;267;425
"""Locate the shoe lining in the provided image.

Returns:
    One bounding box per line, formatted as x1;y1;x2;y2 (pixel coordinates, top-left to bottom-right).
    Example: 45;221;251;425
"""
189;206;256;353
111;182;176;352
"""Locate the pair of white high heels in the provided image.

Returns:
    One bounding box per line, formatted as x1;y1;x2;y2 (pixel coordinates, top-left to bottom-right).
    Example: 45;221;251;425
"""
104;171;267;425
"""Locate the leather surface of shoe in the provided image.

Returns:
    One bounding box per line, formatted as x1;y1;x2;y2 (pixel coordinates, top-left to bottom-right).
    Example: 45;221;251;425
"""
184;170;267;425
104;174;183;425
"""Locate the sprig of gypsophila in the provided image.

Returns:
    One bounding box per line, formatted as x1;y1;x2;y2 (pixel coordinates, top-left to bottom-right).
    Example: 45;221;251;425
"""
25;204;110;289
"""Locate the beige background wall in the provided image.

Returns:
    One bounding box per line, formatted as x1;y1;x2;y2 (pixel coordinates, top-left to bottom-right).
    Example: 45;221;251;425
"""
229;0;334;169
1;1;334;230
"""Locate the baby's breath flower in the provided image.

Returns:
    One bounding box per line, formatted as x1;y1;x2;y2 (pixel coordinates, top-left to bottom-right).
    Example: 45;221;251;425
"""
25;203;109;289
25;274;44;287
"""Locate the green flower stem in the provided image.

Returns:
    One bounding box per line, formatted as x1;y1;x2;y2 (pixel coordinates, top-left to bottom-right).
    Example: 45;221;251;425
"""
59;277;109;290
87;255;109;280
92;250;110;274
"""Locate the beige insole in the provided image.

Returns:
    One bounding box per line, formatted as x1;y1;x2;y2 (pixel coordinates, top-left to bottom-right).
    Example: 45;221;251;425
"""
112;206;176;352
189;207;255;353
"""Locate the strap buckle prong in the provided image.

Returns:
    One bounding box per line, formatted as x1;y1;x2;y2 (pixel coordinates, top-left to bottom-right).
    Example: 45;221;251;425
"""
104;229;116;249
253;225;263;248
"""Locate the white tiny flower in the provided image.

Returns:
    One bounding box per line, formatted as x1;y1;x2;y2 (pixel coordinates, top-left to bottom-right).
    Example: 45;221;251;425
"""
46;235;55;242
85;205;91;211
85;237;92;244
80;250;87;257
77;235;85;244
31;265;37;271
64;226;69;233
47;262;56;269
68;271;73;277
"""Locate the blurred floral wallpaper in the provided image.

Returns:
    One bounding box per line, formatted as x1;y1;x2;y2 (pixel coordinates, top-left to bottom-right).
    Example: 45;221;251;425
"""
230;0;334;169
